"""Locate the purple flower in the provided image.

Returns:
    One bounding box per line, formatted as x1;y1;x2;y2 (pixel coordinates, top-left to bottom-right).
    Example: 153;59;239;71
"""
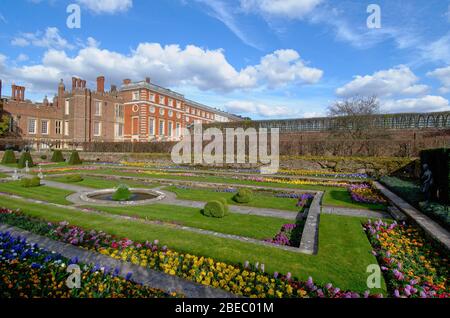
125;272;133;281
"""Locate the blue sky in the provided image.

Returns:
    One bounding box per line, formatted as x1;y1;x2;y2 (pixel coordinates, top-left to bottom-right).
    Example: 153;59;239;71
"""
0;0;449;119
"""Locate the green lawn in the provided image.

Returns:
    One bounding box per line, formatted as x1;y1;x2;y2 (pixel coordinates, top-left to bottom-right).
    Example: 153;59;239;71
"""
87;203;287;239
0;172;8;178
0;195;385;294
164;186;300;211
0;181;74;205
47;175;159;189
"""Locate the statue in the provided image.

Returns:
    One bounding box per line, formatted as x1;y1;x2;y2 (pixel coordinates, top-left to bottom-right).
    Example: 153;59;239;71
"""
421;164;433;202
25;160;30;173
37;165;44;179
12;169;20;180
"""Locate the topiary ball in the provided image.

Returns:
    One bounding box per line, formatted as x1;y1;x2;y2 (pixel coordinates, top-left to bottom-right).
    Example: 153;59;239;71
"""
21;176;41;188
232;188;252;203
217;197;229;215
64;174;84;183
203;201;225;218
112;184;132;201
1;149;16;164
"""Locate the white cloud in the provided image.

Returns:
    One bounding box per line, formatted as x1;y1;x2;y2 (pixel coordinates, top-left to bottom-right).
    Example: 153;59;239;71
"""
225;100;294;117
11;27;74;50
16;54;29;62
76;0;132;14
427;66;450;94
240;0;322;19
336;65;429;98
421;33;450;64
381;95;450;113
0;43;322;94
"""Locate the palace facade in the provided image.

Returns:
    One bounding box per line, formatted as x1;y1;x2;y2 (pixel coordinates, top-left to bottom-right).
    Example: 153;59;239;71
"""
0;76;242;149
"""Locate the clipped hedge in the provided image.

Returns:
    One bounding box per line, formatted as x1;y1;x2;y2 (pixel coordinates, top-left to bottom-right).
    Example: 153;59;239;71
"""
64;174;83;183
21;176;41;188
68;151;82;165
1;150;16;164
203;201;225;218
217;197;229;215
420;148;449;204
51;150;65;162
17;152;34;169
232;188;252;204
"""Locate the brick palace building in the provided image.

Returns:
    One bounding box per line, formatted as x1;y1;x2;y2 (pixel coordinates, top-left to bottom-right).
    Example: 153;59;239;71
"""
0;76;242;149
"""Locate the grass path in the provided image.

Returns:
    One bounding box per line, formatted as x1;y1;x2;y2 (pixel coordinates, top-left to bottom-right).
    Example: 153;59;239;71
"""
0;195;385;294
0;181;73;205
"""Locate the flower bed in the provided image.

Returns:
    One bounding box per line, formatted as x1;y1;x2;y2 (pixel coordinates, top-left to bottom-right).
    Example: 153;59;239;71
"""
348;183;387;204
0;207;379;298
279;169;369;179
264;224;302;247
364;219;449;298
0;231;175;298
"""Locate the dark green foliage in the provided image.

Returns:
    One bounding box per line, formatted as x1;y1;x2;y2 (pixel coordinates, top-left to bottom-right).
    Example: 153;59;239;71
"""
112;184;132;201
202;201;225;218
68;151;82;165
379;176;423;205
21;177;41;188
232;188;252;203
420;148;449;204
64;174;83;183
51;150;65;162
1;150;16;164
40;155;47;160
17;152;34;168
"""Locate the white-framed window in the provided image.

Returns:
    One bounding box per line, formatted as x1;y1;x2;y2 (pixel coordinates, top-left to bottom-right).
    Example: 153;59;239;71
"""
176;112;181;119
149;105;155;113
64;121;69;136
115;123;124;137
197;110;200;116
168;110;173;117
186;116;190;122
159;108;165;116
41;120;49;135
95;101;102;116
149;117;155;135
201;111;205;117
28;118;37;134
206;113;209;119
64;99;70;115
149;93;155;102
191;108;195;114
159;120;165;136
168;98;174;107
115;104;124;120
55;120;62;135
132;91;140;101
185;107;190;113
159;95;165;105
176;101;181;109
168;121;173;137
176;122;181;136
94;122;102;136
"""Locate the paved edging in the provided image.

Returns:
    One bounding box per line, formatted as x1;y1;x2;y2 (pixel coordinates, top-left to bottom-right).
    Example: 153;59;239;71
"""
298;191;323;255
321;206;392;219
374;181;450;251
0;223;235;298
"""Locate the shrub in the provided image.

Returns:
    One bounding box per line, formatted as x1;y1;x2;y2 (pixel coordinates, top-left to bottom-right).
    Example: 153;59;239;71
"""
1;150;16;164
112;184;132;201
21;176;41;188
232;188;252;203
68;151;82;165
217;197;229;215
40;155;47;160
51;150;65;162
203;201;225;218
64;174;83;183
17;151;34;169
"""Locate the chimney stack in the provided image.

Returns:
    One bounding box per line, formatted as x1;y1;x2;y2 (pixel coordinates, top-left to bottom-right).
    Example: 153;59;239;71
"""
145;77;151;84
110;84;117;92
58;79;65;97
123;79;131;85
72;77;77;91
97;76;105;93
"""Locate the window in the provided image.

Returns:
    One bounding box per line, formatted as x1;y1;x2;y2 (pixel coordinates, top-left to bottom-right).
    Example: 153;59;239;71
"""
64;100;70;115
186;116;190;122
64;121;69;136
55;120;62;135
168;98;173;107
176;123;181;137
94;122;102;136
115;104;124;119
149;93;155;102
176;101;181;109
149;106;155;113
191;108;195;114
149;117;155;135
28;119;37;134
201;111;205;117
159;95;165;105
168;110;173;117
159;108;165;116
159;120;165;136
168;121;173;137
185;107;190;113
176;112;181;119
41;120;49;135
132;91;140;101
115;123;124;137
95;101;102;116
